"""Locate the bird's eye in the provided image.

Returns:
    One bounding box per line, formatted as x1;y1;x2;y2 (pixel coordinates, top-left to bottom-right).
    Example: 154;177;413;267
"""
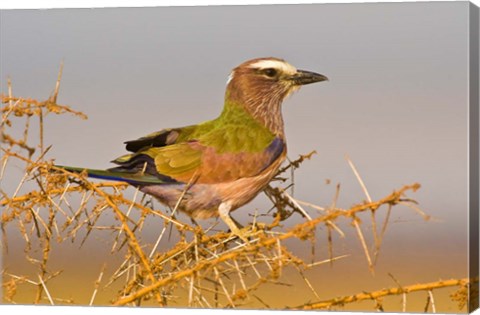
263;68;278;78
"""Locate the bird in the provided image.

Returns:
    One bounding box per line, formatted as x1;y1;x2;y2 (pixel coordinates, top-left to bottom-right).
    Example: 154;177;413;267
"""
58;57;328;241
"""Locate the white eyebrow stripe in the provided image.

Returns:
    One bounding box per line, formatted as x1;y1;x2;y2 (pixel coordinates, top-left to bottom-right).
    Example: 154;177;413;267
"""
249;60;297;75
226;71;234;85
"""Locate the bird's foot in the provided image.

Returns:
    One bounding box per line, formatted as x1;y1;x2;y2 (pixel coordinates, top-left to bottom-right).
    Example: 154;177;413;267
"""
229;225;255;244
218;202;254;244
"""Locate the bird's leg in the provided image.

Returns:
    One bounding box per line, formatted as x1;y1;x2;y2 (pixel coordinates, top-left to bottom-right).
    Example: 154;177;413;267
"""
230;215;244;229
218;202;250;243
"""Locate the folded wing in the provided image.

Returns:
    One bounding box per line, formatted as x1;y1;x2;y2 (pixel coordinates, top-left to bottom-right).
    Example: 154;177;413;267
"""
110;136;285;185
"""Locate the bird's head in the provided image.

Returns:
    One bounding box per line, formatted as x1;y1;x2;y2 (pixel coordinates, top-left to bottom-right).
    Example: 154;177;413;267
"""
227;57;327;98
224;57;328;135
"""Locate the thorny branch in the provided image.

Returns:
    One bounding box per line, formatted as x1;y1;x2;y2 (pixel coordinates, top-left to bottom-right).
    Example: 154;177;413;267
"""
294;278;471;310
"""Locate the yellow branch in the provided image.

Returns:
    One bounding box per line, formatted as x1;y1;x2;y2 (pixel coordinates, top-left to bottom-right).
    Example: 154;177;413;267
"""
296;278;470;310
87;184;164;305
0;182;127;207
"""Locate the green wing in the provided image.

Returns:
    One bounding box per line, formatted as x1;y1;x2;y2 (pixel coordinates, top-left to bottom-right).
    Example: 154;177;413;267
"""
111;124;285;185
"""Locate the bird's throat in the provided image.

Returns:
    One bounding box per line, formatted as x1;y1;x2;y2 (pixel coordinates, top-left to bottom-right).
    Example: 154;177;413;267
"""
223;91;285;137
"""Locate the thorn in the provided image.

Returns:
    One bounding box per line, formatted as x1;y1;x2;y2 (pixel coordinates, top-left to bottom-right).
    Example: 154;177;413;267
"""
50;61;64;104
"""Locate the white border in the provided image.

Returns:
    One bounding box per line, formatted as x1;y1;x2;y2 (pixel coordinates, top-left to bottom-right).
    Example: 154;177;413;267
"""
0;0;479;9
1;1;478;315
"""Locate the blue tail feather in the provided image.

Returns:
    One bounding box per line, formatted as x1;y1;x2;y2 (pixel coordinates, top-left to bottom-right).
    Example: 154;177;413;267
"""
54;165;165;185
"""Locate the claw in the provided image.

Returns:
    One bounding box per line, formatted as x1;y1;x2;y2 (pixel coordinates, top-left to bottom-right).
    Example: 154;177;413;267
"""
229;226;252;243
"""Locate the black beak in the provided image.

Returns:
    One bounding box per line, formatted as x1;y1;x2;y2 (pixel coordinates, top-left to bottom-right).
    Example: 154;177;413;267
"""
290;70;328;85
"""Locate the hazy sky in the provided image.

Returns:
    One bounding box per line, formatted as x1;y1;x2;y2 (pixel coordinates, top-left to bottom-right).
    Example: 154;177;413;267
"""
0;2;473;298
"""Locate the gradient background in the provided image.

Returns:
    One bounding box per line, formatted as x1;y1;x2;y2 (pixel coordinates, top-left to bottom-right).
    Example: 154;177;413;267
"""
0;2;473;312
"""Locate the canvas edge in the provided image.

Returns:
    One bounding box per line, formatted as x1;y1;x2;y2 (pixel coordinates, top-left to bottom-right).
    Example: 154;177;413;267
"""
469;1;480;313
